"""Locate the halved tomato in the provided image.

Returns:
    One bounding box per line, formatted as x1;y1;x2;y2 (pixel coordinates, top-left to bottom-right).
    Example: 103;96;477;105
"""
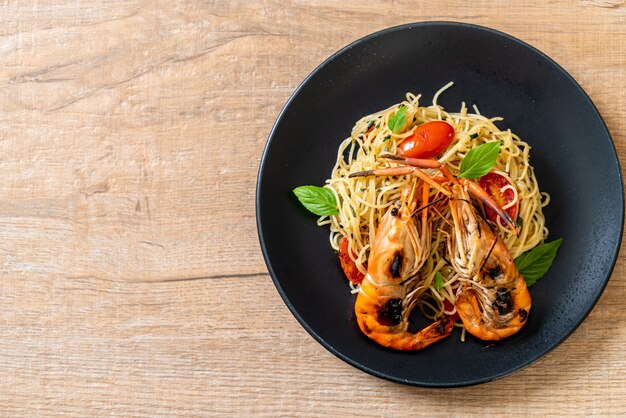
478;172;518;225
398;121;454;159
338;236;365;284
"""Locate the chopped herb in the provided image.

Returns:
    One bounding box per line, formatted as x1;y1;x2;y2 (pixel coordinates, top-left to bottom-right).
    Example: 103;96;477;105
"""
360;188;366;192
382;135;391;142
434;271;444;291
366;120;375;130
470;133;478;139
376;122;380;128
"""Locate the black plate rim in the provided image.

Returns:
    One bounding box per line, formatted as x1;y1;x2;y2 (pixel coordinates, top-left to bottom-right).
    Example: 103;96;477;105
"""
255;21;624;388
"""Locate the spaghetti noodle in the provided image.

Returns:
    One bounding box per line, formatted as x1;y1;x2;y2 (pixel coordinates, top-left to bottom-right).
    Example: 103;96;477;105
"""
317;83;549;323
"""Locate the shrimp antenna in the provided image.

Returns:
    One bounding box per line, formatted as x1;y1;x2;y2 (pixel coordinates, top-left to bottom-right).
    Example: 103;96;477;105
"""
410;196;447;219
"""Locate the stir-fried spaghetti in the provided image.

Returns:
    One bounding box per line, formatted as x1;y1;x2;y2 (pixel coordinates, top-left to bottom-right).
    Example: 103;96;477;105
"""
317;83;549;325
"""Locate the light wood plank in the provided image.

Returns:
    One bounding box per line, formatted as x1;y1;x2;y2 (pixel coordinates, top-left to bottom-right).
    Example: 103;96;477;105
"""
0;0;624;416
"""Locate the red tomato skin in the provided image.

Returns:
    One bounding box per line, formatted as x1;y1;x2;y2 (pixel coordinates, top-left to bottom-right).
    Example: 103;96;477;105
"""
398;121;454;159
338;237;365;284
479;172;518;224
443;300;460;321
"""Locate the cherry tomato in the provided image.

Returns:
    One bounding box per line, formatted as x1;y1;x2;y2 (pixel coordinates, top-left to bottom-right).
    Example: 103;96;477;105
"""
338;237;365;284
398;121;454;159
479;172;518;225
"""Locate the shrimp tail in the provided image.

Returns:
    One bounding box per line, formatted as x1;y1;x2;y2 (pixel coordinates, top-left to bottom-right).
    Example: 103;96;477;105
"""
355;298;455;350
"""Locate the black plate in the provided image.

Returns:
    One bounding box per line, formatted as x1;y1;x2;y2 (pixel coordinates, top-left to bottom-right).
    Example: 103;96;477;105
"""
256;22;623;387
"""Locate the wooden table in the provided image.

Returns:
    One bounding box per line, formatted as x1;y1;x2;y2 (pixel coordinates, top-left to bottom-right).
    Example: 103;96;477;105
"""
1;1;624;416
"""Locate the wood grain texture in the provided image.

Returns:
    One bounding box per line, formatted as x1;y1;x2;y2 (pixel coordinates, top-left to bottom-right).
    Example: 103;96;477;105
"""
0;0;624;416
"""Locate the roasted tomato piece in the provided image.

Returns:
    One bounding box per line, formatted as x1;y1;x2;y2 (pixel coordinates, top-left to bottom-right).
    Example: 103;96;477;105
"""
478;172;518;225
443;299;460;321
338;236;365;284
398;121;454;159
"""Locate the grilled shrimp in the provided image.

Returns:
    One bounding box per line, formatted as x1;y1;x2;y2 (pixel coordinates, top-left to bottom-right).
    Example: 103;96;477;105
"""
447;183;531;340
374;153;530;341
348;179;454;350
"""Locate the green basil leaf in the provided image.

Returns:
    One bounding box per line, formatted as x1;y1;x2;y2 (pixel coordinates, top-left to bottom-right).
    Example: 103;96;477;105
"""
388;106;407;133
293;185;338;216
458;142;501;179
514;238;563;287
434;271;444;291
